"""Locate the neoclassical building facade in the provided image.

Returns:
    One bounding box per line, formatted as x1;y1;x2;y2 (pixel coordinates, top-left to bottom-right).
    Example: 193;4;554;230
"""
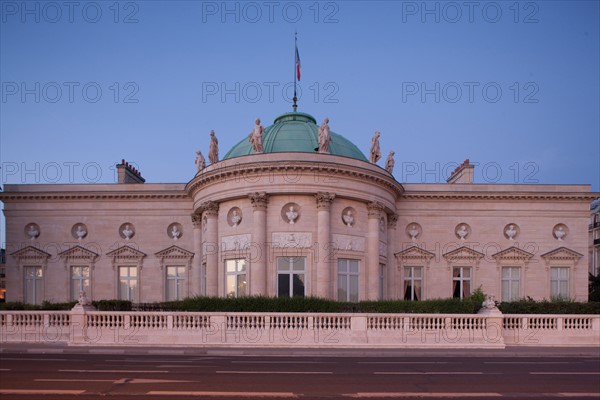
1;112;596;304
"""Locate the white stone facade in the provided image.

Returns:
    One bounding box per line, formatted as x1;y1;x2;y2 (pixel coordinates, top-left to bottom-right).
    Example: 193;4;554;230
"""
1;152;596;303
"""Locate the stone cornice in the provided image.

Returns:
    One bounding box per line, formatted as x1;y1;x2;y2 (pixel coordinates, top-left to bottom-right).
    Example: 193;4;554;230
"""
186;158;404;198
0;192;189;202
401;192;598;202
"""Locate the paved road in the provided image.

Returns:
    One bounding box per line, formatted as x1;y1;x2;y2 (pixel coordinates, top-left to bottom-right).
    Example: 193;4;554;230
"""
0;349;599;399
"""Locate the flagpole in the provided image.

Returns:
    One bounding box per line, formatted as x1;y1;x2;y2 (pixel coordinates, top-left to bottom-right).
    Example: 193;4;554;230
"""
293;31;298;112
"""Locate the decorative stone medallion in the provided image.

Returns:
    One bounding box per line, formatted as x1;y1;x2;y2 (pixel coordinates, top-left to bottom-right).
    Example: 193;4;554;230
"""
282;203;300;225
455;223;471;240
25;223;40;240
553;223;568;241
341;207;356;227
503;223;519;240
406;223;421;241
119;223;135;240
71;223;88;241
168;223;183;240
228;207;243;227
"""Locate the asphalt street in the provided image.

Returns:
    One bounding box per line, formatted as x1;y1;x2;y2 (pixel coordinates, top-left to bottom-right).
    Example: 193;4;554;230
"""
0;347;599;399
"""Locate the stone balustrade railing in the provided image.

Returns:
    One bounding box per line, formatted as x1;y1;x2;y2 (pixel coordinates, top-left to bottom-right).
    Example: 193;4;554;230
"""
1;309;598;348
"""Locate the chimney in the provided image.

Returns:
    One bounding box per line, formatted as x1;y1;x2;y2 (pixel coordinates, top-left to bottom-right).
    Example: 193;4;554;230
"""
447;159;474;184
116;159;145;184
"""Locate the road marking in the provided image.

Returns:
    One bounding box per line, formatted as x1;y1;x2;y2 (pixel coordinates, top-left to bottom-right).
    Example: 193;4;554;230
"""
147;391;297;397
530;372;600;375
35;379;115;383
484;361;575;364
347;393;501;398
59;369;169;373
216;370;332;375
106;359;193;363
0;390;86;395
1;358;70;361
374;372;483;375
359;361;456;364
114;378;195;384
0;369;11;371
558;393;600;397
157;365;211;368
231;360;332;364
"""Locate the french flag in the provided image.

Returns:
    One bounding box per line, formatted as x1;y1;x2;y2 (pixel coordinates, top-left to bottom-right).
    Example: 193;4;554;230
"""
295;44;301;81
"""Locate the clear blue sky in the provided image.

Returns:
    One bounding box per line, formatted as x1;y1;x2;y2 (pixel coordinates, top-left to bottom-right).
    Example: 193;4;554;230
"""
1;2;599;206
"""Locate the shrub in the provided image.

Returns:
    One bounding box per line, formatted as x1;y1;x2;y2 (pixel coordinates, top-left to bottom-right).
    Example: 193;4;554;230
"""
589;273;600;302
498;298;600;314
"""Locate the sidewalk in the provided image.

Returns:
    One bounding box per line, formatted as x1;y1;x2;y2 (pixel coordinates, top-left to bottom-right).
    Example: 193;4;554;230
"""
1;342;599;358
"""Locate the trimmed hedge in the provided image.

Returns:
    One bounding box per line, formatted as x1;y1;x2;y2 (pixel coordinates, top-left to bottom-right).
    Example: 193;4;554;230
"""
0;299;132;312
498;299;600;314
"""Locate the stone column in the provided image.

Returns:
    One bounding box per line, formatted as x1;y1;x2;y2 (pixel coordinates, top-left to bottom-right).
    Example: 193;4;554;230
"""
249;192;269;296
386;213;398;300
367;202;384;300
202;201;219;297
315;192;335;299
190;212;203;296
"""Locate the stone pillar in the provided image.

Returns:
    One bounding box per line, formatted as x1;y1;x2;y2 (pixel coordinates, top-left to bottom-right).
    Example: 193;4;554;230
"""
367;202;384;300
191;212;203;296
315;192;335;299
202;201;219;297
386;213;398;300
249;192;269;296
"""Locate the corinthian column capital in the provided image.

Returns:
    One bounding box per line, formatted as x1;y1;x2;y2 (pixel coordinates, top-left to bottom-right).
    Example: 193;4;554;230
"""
315;192;335;209
248;192;269;210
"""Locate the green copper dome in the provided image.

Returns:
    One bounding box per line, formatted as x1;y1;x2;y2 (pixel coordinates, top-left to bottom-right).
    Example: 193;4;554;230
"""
223;112;368;161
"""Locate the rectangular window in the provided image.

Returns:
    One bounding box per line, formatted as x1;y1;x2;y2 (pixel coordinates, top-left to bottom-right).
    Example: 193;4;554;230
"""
404;266;422;301
119;266;138;302
337;259;359;302
277;257;306;298
452;266;471;299
24;266;43;305
225;259;247;298
501;267;520;302
70;266;90;301
166;266;186;301
550;267;569;299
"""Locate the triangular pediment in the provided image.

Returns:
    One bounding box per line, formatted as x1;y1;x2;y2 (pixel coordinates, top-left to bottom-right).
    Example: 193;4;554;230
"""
541;247;583;262
155;245;194;259
395;246;435;261
106;245;146;260
492;246;534;262
443;246;484;261
58;245;99;260
11;246;51;261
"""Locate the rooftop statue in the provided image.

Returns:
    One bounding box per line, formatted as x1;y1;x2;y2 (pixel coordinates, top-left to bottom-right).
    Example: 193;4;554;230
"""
370;131;381;163
318;117;331;153
209;130;219;164
195;150;206;172
248;118;264;153
385;150;395;174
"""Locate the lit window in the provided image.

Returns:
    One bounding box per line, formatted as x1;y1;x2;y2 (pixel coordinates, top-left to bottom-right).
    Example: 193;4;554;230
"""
119;266;138;302
225;259;247;298
337;259;359;302
166;266;186;301
70;266;90;301
277;257;305;298
550;267;569;299
24;266;43;305
404;266;422;301
501;267;520;302
452;266;471;299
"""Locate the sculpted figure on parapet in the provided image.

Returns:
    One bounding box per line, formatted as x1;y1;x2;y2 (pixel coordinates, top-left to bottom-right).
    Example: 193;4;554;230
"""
318;117;331;153
370;131;381;163
249;118;264;153
209;130;219;164
385;150;395;174
195;150;206;172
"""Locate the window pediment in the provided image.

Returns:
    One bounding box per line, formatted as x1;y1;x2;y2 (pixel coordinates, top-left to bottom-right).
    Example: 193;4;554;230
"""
106;245;146;269
59;245;99;269
155;245;194;270
11;246;51;267
541;247;583;266
442;246;484;262
395;246;435;261
492;246;534;262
